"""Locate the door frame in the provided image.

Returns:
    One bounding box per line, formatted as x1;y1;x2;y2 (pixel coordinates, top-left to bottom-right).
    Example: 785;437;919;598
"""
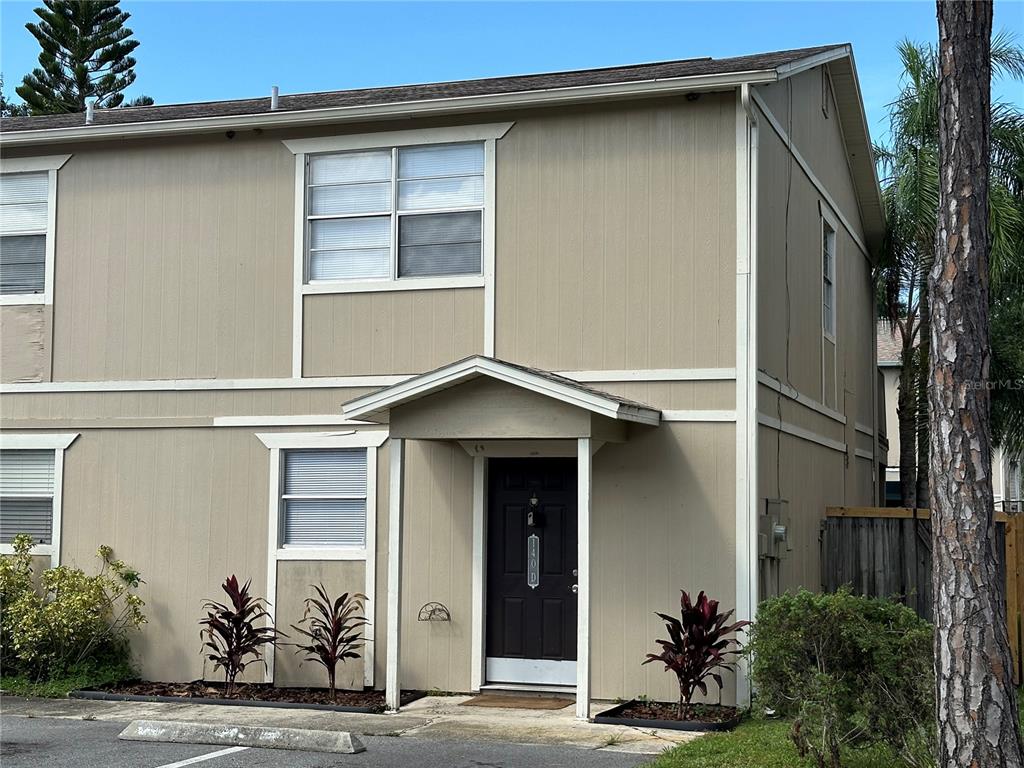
468;438;595;719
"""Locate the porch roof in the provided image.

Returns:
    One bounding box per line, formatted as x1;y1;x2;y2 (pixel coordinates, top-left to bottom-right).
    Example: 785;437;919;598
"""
341;356;661;426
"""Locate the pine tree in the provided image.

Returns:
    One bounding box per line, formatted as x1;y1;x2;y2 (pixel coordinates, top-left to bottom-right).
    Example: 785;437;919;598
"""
0;75;30;117
16;0;141;114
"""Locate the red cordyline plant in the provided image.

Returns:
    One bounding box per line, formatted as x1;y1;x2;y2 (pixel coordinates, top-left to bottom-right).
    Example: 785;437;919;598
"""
643;590;750;718
289;585;368;701
199;575;282;694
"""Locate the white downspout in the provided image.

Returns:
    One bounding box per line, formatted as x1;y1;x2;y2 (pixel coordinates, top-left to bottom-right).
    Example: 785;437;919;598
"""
735;83;759;708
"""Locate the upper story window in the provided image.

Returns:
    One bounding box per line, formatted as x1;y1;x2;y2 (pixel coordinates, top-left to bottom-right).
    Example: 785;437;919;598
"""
1;172;49;299
0;155;71;306
306;142;484;284
822;216;836;338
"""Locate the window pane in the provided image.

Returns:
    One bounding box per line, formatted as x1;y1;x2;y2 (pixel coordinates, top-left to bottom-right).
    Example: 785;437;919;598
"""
399;243;482;277
399;211;481;277
283;499;366;547
398;176;483;210
309;248;390;281
0;235;46;294
0;450;55;495
310;151;390;185
310;181;391;216
0;202;47;233
0;498;53;545
398;143;483;179
400;211;481;246
284;449;366;496
0;173;48;205
310;216;390;250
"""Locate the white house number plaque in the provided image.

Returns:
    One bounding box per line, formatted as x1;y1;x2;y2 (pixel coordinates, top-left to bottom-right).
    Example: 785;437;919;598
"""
527;533;540;589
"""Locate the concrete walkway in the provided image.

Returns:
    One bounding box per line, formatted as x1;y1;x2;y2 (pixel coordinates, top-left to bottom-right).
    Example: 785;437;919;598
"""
0;694;700;756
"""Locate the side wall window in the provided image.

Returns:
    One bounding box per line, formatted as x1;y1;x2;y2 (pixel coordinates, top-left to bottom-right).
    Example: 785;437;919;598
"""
822;217;836;338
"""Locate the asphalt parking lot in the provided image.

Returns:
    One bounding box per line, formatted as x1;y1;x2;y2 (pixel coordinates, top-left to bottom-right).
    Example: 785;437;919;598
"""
0;714;653;768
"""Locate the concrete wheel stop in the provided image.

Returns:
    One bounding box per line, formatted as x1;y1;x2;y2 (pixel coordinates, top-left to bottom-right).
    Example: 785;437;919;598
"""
118;719;366;754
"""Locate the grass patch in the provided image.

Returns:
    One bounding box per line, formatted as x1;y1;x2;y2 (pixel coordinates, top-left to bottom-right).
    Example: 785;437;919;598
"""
0;660;135;699
649;717;895;768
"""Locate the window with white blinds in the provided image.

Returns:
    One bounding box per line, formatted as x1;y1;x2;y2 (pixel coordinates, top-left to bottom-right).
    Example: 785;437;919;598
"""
280;448;367;547
0;449;55;544
0;172;49;296
305;142;484;283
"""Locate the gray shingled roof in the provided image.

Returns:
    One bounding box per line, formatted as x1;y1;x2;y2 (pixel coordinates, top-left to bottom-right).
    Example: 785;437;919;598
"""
877;320;903;365
1;45;840;133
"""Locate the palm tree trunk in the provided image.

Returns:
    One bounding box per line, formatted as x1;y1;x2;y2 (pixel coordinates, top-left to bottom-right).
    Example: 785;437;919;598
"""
897;344;918;507
931;3;1022;765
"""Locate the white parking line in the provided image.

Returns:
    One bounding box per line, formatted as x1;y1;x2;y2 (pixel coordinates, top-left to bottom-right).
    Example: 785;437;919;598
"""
154;746;249;768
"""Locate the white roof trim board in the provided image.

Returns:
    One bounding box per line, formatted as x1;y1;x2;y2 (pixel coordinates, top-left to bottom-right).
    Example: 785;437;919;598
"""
342;356;662;426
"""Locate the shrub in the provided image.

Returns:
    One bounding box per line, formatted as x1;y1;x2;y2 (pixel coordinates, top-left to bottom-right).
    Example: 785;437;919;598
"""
289;585;367;700
747;588;933;768
199;575;281;694
0;533;146;680
642;590;750;718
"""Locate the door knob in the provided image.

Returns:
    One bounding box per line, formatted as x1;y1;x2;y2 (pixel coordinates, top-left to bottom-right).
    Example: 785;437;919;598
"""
570;584;579;594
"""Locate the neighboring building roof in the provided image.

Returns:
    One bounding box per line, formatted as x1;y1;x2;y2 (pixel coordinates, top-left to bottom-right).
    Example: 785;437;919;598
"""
342;356;662;425
1;45;838;134
877;320;903;366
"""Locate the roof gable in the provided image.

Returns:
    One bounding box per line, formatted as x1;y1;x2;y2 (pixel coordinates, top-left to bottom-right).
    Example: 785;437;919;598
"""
341;356;661;426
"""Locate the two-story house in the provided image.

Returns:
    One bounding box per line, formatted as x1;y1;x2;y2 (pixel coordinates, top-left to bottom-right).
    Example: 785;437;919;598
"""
0;44;884;717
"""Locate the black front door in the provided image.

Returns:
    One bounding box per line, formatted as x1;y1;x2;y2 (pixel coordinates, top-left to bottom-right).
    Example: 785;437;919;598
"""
486;458;578;665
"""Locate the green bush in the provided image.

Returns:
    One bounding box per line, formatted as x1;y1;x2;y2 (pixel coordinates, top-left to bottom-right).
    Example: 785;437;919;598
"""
747;589;933;768
0;533;147;681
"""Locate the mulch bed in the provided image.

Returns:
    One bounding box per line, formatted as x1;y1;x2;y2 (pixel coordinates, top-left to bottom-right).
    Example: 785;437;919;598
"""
594;700;741;731
78;680;422;713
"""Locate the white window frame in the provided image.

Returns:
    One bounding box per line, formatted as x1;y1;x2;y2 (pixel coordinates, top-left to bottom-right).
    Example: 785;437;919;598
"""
821;208;838;342
256;429;387;686
0;432;79;567
0;154;71;306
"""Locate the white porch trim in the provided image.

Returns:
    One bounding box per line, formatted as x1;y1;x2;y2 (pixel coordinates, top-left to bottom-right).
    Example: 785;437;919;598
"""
385;438;405;710
576;437;592;720
470;455;487;692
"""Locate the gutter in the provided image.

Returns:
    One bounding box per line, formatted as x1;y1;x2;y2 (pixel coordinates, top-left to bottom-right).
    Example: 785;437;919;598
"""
0;69;780;148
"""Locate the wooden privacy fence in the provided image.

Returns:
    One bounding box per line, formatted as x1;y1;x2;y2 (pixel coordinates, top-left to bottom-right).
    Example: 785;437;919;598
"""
821;506;1022;684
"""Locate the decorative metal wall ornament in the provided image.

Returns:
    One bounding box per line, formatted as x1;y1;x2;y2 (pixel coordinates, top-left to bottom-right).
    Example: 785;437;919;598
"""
417;602;451;622
527;533;540;589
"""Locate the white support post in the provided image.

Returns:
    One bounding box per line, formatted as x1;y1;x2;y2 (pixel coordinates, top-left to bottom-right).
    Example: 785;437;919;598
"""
385;438;405;711
576;437;592;720
470;455;487;692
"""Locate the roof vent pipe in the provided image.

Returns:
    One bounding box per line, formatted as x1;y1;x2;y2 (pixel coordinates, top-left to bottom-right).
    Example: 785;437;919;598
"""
85;100;95;125
270;86;279;110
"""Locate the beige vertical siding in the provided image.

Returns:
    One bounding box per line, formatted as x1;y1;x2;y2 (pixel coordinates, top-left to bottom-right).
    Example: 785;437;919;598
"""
302;289;483;377
754;65;878;597
49;138;295;382
274;560;367;690
396;440;475;693
592;422;736;702
494;95;737;371
0;305;50;382
58;427;271;682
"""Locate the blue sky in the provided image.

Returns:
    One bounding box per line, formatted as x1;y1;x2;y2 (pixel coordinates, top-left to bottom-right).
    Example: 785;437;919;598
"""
2;1;1022;145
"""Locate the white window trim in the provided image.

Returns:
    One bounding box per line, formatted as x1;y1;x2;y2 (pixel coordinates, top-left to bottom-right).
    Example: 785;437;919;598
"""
284;123;512;376
0;154;71;307
0;432;79;566
257;429;387;687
